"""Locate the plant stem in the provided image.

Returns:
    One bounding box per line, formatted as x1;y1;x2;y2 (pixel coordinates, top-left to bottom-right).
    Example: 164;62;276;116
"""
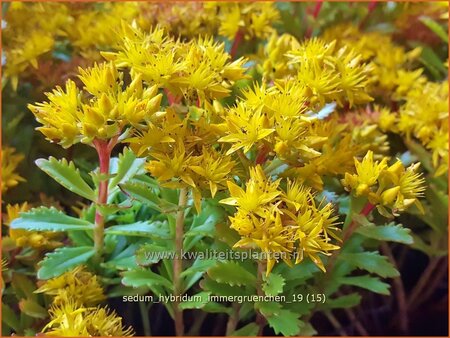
305;1;323;38
256;260;267;336
236;150;251;174
341;300;368;335
230;30;243;59
255;144;270;165
327;202;375;273
173;187;188;336
226;303;241;335
187;311;207;336
408;256;440;307
324;310;348;336
139;302;151;336
380;242;408;333
92;138;112;264
409;257;446;309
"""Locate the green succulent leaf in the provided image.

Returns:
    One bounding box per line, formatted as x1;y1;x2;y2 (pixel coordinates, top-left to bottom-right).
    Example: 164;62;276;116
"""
339;275;390;295
135;243;170;266
37;246;95;279
231;323;260;336
19;299;48;319
419;16;448;43
207;261;256;287
322;293;362;310
201;277;250;297
262;273;285;296
119;182;161;212
354;218;413;244
122;269;172;291
36;157;96;201
178;291;211;310
109;148;146;190
105;221;170;239
256;302;303;337
2;302;21;332
340;252;399;278
10;207;94;232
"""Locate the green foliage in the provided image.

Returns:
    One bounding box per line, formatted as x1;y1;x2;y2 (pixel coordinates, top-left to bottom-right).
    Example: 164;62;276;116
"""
36;157;96;201
105;221;171;239
122;269;172;292
108;148;146;192
37;246;95;279
354;221;414;244
339;252;399;278
207;261;257;287
338;275;391;295
11;207;94;232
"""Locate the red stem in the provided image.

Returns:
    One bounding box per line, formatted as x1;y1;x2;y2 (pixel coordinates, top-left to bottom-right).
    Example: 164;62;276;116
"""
305;1;323;38
92;139;112;263
255;145;270;165
343;202;375;242
312;1;323;18
359;1;377;29
164;88;181;106
230;30;243;59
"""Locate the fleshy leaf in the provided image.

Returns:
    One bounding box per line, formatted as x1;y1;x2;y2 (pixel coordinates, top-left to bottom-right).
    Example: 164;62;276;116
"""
36;157;96;201
37;246;95;279
11;207;94;232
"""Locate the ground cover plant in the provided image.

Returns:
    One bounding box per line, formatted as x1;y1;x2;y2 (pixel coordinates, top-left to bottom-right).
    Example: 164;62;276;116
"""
1;1;448;336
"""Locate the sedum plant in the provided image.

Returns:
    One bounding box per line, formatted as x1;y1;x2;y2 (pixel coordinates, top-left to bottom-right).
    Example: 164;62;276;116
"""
2;2;447;337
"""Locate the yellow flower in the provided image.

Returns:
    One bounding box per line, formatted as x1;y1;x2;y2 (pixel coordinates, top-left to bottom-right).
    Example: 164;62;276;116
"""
189;147;236;198
233;210;294;275
342;152;425;216
220;165;280;217
396;80;448;176
35;266;105;307
259;33;301;80
379;162;426;214
43;298;133;337
28;62;162;148
104;23;247;102
322;23;423;98
287;38;373;108
207;2;280;41
1;147;25;193
137;3;217;39
43;298;90;337
342;150;388;197
146;143;196;189
221;166;340;274
218;103;274;155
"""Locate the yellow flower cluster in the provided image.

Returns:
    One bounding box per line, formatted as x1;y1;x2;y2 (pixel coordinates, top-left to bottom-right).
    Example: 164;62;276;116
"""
3;2;70;90
3;203;62;250
35;266;105;306
322;24;423;100
206;2;280;41
260;36;373;108
221;166;339;275
28;62;162;148
66;3;140;61
1;146;25;193
397;81;448;177
218;82;322;160
342;151;425;217
127;105;238;212
103;23;247;103
283;115;389;191
38;267;133;336
258;33;301;80
137;3;217;39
